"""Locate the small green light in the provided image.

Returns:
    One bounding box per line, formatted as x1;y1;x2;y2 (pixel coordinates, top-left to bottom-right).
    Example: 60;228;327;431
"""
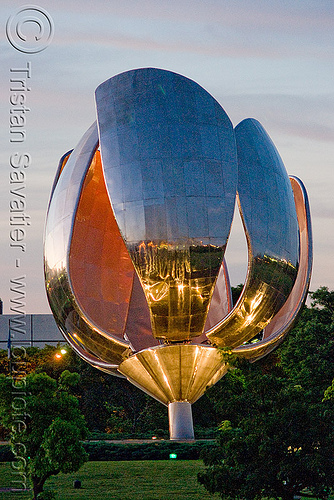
169;453;177;459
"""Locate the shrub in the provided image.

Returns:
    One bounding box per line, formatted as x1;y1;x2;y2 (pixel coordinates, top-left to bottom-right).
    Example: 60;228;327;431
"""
0;445;15;462
83;440;216;461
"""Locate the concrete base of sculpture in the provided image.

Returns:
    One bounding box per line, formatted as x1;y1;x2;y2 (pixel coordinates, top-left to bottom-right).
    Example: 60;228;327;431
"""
168;401;194;440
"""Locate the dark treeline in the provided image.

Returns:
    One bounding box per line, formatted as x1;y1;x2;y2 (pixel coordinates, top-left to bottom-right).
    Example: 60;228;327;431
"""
198;286;334;500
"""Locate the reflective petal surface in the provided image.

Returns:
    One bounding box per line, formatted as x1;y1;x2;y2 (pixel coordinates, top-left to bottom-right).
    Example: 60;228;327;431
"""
234;176;312;360
207;119;299;348
44;123;131;368
95;68;237;341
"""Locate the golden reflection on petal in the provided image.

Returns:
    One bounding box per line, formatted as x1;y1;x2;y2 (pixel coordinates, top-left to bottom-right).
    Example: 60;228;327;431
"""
234;176;312;360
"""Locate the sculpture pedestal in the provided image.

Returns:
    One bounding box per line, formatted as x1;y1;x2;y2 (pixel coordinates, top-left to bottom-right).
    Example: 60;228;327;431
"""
168;401;194;440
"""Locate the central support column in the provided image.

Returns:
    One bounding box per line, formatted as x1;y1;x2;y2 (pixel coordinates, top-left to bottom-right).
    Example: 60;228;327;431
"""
168;401;194;440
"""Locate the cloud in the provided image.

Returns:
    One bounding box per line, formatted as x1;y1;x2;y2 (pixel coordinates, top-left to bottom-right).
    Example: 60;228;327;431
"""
218;94;334;143
312;206;334;220
5;0;327;61
46;0;334;32
51;24;333;62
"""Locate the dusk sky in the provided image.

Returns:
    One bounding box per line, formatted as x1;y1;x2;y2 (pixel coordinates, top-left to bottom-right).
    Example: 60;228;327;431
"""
1;0;333;313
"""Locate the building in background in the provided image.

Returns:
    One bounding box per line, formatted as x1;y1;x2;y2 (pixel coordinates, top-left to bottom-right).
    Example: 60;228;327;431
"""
0;314;64;348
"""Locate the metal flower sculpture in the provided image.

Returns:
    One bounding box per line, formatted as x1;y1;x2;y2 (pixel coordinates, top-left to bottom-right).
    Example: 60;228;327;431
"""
44;68;312;439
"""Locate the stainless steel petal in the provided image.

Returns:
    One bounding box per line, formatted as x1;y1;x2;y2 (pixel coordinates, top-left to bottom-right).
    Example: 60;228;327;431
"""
95;68;238;342
124;272;157;351
204;258;233;331
234;176;312;360
44;122;132;366
207;118;299;348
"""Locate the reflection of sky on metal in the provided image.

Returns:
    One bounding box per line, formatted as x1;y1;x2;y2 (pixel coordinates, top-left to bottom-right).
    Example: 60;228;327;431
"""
207;118;299;348
235;176;312;361
95;68;237;342
0;0;331;314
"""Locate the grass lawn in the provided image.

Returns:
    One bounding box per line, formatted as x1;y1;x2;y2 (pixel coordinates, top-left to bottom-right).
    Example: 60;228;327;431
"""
0;460;218;499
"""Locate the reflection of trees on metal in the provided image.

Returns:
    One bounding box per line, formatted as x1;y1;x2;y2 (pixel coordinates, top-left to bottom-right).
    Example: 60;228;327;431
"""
44;68;312;440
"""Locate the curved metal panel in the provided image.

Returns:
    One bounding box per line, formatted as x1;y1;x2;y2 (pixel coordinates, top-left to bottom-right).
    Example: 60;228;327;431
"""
124;272;157;351
204;258;232;331
234;176;312;360
69;149;135;339
95;68;238;342
189;258;232;345
118;344;228;405
58;327;124;378
44;122;131;366
207;118;299;348
49;149;73;199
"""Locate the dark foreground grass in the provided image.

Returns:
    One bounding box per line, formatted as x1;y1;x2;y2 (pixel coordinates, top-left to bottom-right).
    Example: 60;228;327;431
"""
0;460;218;499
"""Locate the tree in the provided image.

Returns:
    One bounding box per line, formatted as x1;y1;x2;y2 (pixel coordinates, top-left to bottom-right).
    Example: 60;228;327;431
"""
310;286;334;322
0;344;172;437
0;370;88;499
231;284;244;306
323;379;334;402
198;287;334;500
